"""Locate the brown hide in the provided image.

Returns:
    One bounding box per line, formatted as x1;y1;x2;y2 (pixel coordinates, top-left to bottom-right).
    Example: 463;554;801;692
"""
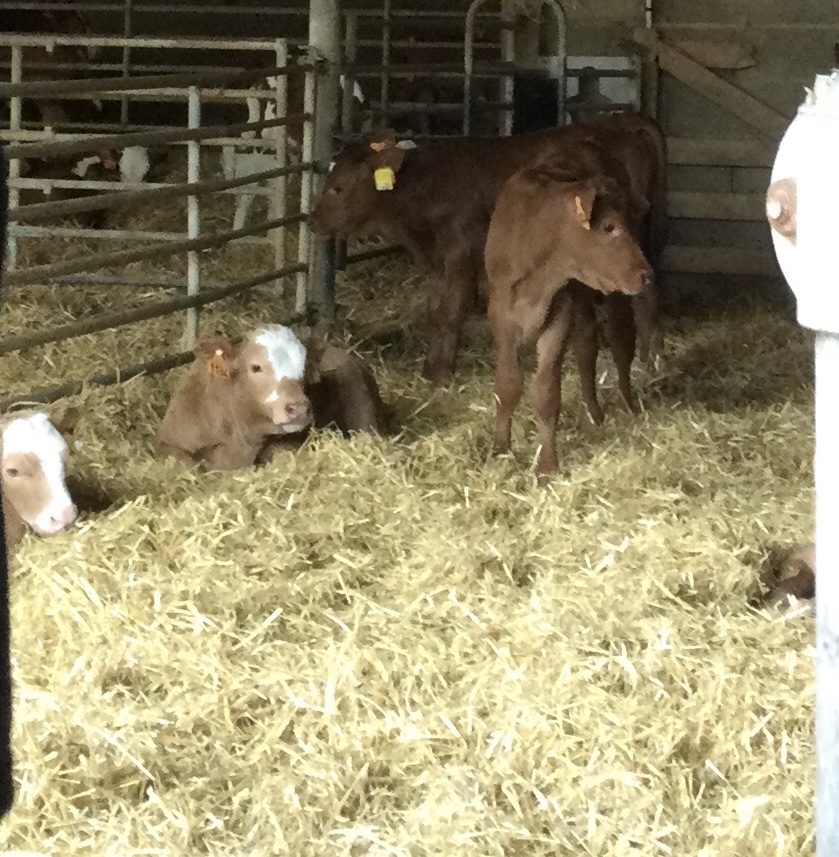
311;112;667;384
766;543;815;610
157;333;389;472
485;145;652;485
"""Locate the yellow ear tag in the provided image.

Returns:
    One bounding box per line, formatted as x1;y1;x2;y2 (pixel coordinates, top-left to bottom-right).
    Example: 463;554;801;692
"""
575;195;591;230
374;166;395;191
369;141;387;152
207;348;230;378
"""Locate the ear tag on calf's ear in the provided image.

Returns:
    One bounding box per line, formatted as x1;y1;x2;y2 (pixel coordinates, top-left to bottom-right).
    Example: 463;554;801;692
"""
207;349;230;378
575;195;591;230
374;166;396;191
369;141;387;152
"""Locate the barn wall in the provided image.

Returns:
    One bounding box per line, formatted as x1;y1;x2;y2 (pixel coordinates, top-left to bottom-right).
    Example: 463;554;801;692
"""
653;0;834;305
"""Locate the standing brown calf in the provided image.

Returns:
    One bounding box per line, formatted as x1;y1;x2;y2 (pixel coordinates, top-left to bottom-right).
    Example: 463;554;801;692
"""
156;325;388;471
310;113;667;385
486;144;653;484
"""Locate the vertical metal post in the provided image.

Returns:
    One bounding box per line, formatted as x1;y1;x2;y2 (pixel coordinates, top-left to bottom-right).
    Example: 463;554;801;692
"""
640;0;659;117
380;0;391;126
184;85;201;349
307;0;341;326
336;10;358;271
120;0;133;125
815;331;839;857
766;70;839;857
500;10;515;136
5;46;22;272
271;39;289;289
296;62;316;315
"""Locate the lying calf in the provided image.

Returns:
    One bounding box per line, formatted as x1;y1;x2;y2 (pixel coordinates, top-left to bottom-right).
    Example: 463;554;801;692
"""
156;324;389;471
766;543;815;610
1;406;80;549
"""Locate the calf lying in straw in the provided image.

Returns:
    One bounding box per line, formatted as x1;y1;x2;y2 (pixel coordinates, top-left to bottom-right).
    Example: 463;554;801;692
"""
156;325;389;471
1;406;81;550
765;543;815;610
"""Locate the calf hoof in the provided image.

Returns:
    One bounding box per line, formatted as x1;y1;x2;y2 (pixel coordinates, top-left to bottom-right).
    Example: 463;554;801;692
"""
536;469;555;487
421;360;455;386
491;437;511;456
582;403;605;427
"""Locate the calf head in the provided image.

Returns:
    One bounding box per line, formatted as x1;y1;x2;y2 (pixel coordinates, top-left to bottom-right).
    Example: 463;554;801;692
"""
195;326;314;434
555;177;653;296
310;129;417;236
1;407;79;538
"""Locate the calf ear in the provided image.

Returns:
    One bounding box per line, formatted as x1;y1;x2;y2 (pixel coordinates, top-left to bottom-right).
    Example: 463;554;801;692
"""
302;336;326;384
195;334;236;379
572;185;597;231
366;129;412;188
629;188;651;220
49;404;81;436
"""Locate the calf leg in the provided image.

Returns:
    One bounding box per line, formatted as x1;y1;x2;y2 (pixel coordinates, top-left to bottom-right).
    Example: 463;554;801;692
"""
570;285;604;426
533;291;574;485
632;281;664;369
604;294;638;414
488;300;523;455
422;249;478;385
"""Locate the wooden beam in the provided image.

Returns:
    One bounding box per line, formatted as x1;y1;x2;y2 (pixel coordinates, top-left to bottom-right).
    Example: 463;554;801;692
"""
668;191;764;221
660;245;779;276
670;38;756;70
632;28;790;139
666;136;775;167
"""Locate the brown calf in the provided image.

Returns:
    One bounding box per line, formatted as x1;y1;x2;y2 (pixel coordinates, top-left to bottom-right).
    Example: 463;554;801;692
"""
766;543;815;610
156;325;388;471
310;113;667;385
485;144;653;484
1;406;80;549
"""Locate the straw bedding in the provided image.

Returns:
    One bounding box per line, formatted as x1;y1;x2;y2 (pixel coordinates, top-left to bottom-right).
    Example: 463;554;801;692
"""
0;196;818;854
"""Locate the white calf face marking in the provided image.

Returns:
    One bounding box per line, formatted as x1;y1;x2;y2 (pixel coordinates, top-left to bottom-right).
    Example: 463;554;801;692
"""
254;326;307;384
71;156;99;178
2;413;76;536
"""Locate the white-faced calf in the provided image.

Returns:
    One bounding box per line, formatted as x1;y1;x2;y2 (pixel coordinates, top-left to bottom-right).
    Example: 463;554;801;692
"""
1;408;80;548
156;324;388;471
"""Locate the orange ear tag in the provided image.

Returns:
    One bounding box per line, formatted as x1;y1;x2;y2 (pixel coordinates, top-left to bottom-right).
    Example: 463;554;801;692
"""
207;349;230;378
575;195;591;230
374;166;395;191
369;141;387;152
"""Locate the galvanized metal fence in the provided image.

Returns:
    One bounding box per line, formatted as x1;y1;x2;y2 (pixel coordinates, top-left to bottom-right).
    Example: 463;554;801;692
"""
0;33;325;408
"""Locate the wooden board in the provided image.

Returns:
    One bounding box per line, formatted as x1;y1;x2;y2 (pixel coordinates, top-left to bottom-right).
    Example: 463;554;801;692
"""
631;29;790;139
660;245;779;276
668;191;764;221
666;137;775;167
670;38;756;70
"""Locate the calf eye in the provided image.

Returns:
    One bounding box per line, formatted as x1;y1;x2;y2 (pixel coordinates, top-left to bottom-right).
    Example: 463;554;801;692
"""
327;186;342;196
603;222;616;234
250;364;263;373
4;468;18;478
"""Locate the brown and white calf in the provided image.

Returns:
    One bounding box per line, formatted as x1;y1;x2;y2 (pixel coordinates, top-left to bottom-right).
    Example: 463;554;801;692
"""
156;325;388;471
485;142;653;485
1;408;80;549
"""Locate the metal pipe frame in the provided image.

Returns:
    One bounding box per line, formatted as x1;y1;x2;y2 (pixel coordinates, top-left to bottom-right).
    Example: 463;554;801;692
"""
0;262;306;358
184;84;201;349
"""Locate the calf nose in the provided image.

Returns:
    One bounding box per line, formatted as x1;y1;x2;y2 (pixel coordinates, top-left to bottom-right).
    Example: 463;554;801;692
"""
285;399;312;421
49;503;78;531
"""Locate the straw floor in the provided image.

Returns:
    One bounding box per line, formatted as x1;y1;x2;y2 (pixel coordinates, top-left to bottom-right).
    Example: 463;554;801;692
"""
0;198;818;855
